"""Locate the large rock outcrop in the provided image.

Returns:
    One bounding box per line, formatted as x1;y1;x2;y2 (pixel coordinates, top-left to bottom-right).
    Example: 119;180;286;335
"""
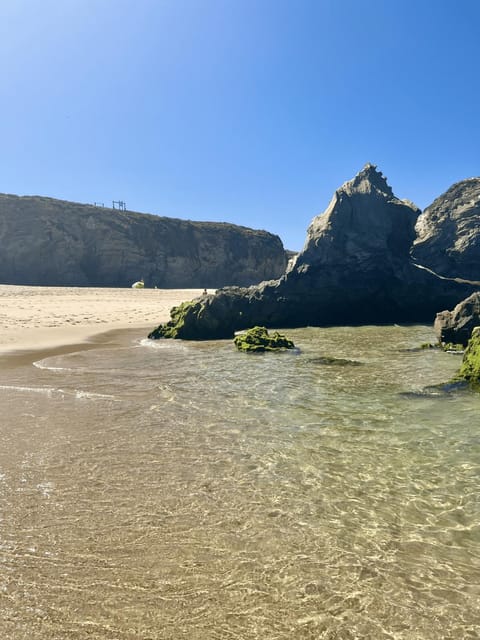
412;178;480;280
0;194;287;287
150;164;476;340
434;292;480;346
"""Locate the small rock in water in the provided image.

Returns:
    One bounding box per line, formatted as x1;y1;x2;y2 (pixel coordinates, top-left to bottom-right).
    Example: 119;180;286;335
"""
233;326;295;353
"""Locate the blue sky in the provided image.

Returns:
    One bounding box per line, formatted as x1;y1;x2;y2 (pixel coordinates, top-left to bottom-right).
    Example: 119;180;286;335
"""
0;0;479;250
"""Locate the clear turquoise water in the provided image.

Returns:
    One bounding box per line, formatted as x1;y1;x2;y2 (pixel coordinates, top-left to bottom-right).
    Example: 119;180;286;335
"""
0;325;479;639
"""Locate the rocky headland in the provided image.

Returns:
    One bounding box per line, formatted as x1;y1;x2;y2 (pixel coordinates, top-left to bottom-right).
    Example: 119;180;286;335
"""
0;194;287;288
150;164;478;340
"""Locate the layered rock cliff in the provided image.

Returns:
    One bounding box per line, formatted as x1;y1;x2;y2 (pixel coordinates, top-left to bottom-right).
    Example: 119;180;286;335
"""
0;194;287;287
412;178;480;280
150;164;476;340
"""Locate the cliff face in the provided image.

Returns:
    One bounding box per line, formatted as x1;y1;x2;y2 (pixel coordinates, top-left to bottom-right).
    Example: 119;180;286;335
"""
0;194;287;287
150;165;476;340
412;178;480;280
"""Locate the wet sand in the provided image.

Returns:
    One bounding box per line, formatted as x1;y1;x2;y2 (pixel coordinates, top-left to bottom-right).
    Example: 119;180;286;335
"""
0;285;204;355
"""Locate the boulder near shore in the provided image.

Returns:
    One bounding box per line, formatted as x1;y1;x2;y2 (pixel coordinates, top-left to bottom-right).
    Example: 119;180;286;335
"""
434;292;480;347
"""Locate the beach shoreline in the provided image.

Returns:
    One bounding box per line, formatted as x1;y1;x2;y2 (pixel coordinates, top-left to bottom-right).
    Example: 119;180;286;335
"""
0;285;203;356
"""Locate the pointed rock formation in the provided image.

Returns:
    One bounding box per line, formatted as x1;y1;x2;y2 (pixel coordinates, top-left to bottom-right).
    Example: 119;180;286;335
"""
301;163;416;267
412;177;480;280
150;165;476;340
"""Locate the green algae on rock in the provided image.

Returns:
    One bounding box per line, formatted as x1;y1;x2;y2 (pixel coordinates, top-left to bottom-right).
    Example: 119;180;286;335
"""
148;289;255;340
148;300;201;340
442;342;464;353
419;342;464;352
452;326;480;389
234;326;295;353
307;355;363;366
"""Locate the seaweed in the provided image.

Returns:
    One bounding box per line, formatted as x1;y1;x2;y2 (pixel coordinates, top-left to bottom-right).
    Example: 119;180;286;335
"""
233;326;295;353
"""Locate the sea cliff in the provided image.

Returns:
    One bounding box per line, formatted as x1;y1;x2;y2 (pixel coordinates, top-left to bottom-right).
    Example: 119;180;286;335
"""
0;193;287;287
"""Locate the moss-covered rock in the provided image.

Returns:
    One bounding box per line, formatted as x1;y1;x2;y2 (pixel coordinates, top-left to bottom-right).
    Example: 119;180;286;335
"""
442;342;464;352
233;326;295;353
148;300;201;340
148;289;255;340
307;356;362;366
419;342;463;352
452;326;480;389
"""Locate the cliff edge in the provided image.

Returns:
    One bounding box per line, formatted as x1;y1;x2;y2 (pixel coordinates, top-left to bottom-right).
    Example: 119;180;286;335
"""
0;194;287;287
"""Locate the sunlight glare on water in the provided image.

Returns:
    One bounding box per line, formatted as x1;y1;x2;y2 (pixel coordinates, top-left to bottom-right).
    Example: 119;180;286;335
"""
0;325;479;639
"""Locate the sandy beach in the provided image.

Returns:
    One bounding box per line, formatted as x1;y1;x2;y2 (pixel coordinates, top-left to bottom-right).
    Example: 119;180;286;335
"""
0;285;204;354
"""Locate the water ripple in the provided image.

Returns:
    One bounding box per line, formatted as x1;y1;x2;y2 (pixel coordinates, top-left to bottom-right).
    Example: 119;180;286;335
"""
0;325;479;638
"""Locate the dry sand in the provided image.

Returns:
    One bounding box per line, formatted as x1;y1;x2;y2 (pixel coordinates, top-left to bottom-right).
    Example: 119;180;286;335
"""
0;285;204;354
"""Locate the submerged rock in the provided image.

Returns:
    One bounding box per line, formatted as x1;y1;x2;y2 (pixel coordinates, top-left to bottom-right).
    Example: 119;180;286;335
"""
434;292;480;347
149;164;475;340
306;356;362;366
413;342;463;352
452;326;480;389
233;326;295;352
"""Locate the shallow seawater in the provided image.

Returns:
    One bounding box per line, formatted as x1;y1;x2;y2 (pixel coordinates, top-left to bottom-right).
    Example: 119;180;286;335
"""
0;325;479;639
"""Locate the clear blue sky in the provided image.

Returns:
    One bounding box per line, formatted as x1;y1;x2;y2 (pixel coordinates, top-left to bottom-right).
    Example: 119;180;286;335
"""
0;0;479;250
